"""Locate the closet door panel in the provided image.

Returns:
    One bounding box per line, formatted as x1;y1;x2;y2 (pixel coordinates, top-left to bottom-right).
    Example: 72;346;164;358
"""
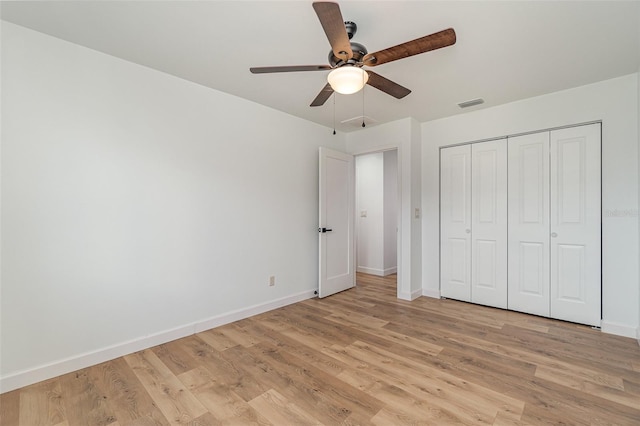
471;139;507;308
519;242;546;295
550;124;601;326
508;132;550;317
440;145;471;302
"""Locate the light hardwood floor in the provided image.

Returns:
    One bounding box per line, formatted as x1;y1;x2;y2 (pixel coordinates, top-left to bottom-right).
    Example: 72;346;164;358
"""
2;273;640;425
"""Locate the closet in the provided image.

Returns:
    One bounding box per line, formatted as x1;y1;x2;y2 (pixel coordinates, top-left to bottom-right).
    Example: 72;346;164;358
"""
440;123;601;326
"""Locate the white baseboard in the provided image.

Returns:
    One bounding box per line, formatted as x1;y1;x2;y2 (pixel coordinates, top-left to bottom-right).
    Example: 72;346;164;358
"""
600;320;638;339
356;266;398;277
422;288;441;299
0;289;315;394
397;292;411;301
356;266;384;276
397;288;422;301
637;326;640;347
0;322;195;394
193;290;315;332
410;288;422;300
383;267;397;276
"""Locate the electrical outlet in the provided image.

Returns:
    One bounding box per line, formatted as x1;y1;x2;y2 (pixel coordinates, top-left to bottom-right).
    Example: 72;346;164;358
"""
269;276;275;286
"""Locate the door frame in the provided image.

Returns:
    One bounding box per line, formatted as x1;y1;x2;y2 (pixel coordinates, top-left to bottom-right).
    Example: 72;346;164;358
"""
351;144;403;298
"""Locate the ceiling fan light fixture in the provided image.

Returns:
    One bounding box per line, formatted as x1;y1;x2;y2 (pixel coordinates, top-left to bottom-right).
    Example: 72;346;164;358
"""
327;66;368;95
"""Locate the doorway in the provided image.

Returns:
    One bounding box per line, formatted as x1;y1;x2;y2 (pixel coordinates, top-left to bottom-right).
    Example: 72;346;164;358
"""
355;149;399;280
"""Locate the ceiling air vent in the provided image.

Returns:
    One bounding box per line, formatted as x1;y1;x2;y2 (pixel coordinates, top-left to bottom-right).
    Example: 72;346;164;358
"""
458;98;485;109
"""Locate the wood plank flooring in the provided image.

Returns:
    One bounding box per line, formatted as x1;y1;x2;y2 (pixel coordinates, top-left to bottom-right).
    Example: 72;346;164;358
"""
2;273;639;425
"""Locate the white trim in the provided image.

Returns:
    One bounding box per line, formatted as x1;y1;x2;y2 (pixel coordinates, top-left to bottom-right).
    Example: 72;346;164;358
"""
384;267;398;276
356;266;396;276
0;290;315;394
398;288;422;301
0;324;193;394
356;266;385;276
422;288;441;299
193;290;315;332
438;120;602;149
600;320;638;339
410;288;422;300
397;292;411;301
349;144;399;156
636;326;640;346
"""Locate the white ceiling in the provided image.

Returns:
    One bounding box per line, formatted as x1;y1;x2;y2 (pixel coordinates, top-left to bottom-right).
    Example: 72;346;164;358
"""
2;1;639;133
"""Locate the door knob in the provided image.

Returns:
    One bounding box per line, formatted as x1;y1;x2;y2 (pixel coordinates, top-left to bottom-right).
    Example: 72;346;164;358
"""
465;229;471;234
318;227;333;233
551;232;558;237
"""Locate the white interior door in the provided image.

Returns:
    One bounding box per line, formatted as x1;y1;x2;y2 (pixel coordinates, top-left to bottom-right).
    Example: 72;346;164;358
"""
471;139;508;309
319;147;355;298
508;132;551;317
440;145;472;302
550;124;601;326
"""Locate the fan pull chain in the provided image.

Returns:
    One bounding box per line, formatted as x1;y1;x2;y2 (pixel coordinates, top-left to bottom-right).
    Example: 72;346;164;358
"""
362;71;366;128
332;93;336;135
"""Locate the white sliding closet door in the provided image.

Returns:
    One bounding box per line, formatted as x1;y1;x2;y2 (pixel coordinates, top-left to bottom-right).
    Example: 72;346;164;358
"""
471;139;508;309
550;124;601;326
440;145;471;302
508;132;551;317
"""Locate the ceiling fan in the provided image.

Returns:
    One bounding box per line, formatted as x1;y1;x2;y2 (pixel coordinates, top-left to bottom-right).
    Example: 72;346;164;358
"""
250;1;456;107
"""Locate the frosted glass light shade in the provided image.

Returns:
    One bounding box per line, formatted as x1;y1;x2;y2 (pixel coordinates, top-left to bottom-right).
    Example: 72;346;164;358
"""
327;67;369;95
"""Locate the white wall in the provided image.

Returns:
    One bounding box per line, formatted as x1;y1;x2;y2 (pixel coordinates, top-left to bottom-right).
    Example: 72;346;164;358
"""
0;22;346;391
383;150;398;272
422;74;639;338
355;151;397;276
347;118;421;300
356;153;384;274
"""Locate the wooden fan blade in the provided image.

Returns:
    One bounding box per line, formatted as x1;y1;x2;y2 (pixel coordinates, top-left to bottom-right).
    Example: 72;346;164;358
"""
313;2;353;61
365;71;411;99
363;28;456;67
310;83;334;107
250;65;332;74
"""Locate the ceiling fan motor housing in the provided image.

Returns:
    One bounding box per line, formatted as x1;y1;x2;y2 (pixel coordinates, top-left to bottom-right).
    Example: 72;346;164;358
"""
344;21;357;39
329;41;368;67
